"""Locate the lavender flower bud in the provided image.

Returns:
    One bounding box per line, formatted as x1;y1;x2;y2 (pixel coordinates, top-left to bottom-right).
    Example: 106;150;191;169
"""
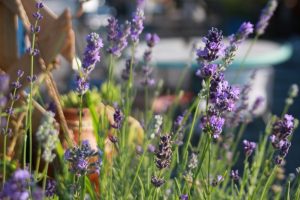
243;140;256;156
111;108;123;129
151;176;165;187
230;169;240;181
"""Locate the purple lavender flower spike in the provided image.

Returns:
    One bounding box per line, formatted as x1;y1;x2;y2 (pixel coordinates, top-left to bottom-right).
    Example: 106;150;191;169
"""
131;8;144;43
111;108;123;129
0;169;31;200
230;22;254;45
151;176;165;187
256;0;278;36
200;111;225;139
108;21;131;57
64;140;102;176
45;180;56;197
197;27;224;62
270;114;295;164
107;17;118;42
243;140;256;156
82;32;103;74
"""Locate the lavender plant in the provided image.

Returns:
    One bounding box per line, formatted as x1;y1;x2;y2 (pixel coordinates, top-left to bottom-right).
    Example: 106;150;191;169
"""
0;0;299;199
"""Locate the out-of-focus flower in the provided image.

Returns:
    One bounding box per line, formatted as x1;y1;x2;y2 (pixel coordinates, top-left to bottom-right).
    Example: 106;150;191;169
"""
131;8;144;43
45;180;56;197
212;175;224;187
230;169;240;181
256;0;278;36
151;176;165;187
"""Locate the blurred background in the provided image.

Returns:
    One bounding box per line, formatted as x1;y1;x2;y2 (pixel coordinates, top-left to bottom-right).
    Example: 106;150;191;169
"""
42;0;300;173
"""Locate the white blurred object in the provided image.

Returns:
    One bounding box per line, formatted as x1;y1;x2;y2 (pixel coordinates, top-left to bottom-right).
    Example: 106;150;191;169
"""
72;57;82;71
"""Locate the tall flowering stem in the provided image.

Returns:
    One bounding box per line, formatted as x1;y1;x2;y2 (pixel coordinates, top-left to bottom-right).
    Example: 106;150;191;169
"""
26;1;43;174
76;32;103;144
106;18;130;103
234;0;278;81
142;33;160;126
2;70;24;184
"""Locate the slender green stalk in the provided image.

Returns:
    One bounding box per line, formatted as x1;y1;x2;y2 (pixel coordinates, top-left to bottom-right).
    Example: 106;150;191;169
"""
79;94;83;145
144;86;149;127
260;166;277;200
107;54;114;103
80;176;86;200
207;135;212;200
125;142;149;198
42;162;49;197
2;78;21;184
34;145;42;180
181;97;200;171
27;8;41;174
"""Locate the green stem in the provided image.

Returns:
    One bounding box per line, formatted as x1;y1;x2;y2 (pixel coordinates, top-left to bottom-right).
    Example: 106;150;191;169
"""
42;162;49;197
181;97;200;170
260;166;277;200
207;135;212;200
2;80;20;184
125;142;149;198
107;54;114;103
144;86;149;127
34;145;42;180
79;94;83;145
80;176;86;200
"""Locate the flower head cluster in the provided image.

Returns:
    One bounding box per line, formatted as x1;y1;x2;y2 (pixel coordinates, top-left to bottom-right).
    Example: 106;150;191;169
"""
151;176;165;187
131;8;145;43
210;73;240;112
36;111;59;162
256;0;278;36
197;28;224;62
180;194;189;200
141;33;160;87
45;180;56;198
107;19;131;57
82;32;103;74
27;2;43;56
223;22;254;66
111;107;123;129
200;110;225;139
155;134;172;169
243;140;256;156
64;140;102;176
0;169;31;200
270;114;295;165
76;32;103;95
